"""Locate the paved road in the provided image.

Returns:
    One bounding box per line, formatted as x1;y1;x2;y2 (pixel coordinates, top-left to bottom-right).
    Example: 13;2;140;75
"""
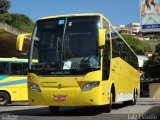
0;98;160;120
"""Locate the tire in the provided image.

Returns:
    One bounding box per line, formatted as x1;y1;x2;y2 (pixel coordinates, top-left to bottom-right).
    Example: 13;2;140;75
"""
130;91;137;105
49;106;60;114
0;92;10;106
101;92;112;113
133;91;137;105
101;104;111;113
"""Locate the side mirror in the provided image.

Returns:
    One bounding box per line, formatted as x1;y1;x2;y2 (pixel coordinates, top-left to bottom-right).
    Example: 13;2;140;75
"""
98;29;106;48
16;33;31;52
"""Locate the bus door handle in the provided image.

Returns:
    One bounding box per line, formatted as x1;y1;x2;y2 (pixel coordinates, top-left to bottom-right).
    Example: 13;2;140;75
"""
112;69;115;72
112;65;117;71
113;65;117;68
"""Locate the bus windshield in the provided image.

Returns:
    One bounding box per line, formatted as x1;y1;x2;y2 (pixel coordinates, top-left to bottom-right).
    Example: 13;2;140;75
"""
30;16;100;74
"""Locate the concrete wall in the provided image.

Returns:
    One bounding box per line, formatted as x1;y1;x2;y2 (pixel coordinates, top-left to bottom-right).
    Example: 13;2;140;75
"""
149;83;160;98
0;22;24;36
0;22;27;58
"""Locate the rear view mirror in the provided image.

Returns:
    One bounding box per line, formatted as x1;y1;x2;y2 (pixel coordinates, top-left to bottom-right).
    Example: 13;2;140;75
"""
98;29;106;48
16;33;31;52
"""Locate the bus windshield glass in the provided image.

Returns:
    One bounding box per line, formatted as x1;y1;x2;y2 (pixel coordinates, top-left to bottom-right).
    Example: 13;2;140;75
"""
30;16;100;74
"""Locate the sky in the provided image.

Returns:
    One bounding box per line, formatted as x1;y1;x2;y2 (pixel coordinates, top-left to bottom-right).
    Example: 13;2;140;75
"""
8;0;140;26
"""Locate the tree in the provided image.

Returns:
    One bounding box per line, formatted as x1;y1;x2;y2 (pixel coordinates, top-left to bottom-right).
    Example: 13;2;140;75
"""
0;13;34;32
155;44;160;55
144;43;160;65
0;0;11;14
143;44;160;78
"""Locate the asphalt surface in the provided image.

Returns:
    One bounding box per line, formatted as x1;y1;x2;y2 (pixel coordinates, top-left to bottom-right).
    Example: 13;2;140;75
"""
0;98;160;120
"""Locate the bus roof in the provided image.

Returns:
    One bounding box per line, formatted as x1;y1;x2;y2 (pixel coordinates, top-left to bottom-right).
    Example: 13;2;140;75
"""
38;13;103;21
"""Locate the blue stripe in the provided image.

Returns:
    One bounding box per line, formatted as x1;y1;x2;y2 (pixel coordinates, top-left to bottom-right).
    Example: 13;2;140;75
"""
0;79;27;87
0;76;9;81
142;24;160;29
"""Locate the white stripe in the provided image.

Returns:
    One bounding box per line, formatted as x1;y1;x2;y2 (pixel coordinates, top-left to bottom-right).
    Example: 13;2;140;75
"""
117;93;133;102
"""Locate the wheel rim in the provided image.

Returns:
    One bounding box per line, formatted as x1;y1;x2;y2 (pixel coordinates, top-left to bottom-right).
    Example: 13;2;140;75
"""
0;95;6;105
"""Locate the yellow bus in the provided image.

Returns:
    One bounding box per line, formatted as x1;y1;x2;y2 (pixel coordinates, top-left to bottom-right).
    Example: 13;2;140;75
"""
16;13;140;113
0;58;28;106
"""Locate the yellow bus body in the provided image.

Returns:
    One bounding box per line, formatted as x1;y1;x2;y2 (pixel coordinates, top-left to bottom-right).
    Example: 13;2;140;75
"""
0;76;28;101
28;70;111;106
23;13;140;108
28;58;139;106
0;58;28;105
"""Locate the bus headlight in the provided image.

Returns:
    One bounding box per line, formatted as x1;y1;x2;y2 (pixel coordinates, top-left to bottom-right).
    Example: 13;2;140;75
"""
28;83;41;92
81;82;100;91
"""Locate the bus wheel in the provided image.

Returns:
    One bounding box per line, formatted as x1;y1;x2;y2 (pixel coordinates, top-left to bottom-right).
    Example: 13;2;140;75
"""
49;106;60;114
101;92;112;113
130;91;137;105
132;91;137;105
0;92;10;106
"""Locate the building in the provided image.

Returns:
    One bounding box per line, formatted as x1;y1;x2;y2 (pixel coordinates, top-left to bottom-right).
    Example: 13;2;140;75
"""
116;23;141;36
116;22;160;40
116;25;131;35
125;23;141;35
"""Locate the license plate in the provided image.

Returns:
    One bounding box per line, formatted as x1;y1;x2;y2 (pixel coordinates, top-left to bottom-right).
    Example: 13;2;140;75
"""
53;95;66;101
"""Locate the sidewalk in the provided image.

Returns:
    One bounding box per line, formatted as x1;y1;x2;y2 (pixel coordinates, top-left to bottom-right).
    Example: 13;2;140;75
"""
137;98;160;105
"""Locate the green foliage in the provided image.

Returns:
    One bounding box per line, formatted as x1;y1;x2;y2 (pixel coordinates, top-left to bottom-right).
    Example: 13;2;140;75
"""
155;44;160;55
143;44;160;78
144;43;160;68
122;35;160;78
143;39;160;52
122;34;153;55
0;13;34;32
0;0;10;14
150;44;160;64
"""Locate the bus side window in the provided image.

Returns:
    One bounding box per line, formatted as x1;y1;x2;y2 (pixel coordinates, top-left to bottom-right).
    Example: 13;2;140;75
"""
11;63;22;75
23;63;28;75
0;62;8;75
